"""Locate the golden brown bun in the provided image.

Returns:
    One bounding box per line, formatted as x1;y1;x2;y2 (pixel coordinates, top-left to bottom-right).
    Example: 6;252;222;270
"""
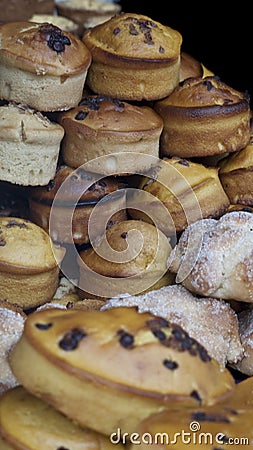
154;76;251;158
0;22;92;111
102;284;244;367
168;211;253;303
0;103;64;186
82;13;182;101
78;219;172;298
132;399;253;449
0;217;65;309
0;386;121;450
58;95;163;175
128;157;230;235
28;165;127;244
0;300;26;394
179;51;203;81
10;307;235;436
219;136;253;205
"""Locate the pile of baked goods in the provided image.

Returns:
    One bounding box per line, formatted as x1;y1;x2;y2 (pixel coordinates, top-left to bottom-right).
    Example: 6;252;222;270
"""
1;3;253;448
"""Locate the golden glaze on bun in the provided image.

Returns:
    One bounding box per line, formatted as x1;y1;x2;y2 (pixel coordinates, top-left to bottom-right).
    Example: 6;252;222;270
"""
82;13;182;101
154;76;251;158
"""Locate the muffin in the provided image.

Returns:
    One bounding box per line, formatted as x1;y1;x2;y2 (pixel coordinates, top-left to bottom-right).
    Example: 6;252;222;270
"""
0;103;64;186
56;0;122;36
219;135;253;205
0;21;91;111
167;211;253;303
154;75;251;158
128;157;230;235
0;217;65;309
77;219;172;298
82;12;182;101
28;165;127;244
58;95;164;175
10;307;235;436
0;386;121;450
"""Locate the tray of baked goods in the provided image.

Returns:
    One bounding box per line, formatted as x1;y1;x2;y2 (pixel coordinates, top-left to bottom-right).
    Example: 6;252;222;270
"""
0;1;253;448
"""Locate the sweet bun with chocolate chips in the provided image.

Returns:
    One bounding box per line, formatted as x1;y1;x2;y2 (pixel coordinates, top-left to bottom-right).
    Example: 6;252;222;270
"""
154;76;251;159
167;211;253;303
128;157;230;235
0;21;91;111
0;103;64;186
82;12;182;101
58;95;164;175
0;217;65;309
0;386;121;450
28;165;127;244
10;307;235;436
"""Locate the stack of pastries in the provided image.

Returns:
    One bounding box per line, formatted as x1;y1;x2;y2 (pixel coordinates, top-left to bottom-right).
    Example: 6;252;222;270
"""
0;4;253;449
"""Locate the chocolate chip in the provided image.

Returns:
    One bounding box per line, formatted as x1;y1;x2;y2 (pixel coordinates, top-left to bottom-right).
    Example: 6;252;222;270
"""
191;412;230;423
6;219;28;228
113;27;121;35
203;80;213;91
190;390;202;404
59;328;86;351
163;359;178;370
35;323;53;330
75;110;88;121
121;232;128;239
159;46;165;53
152;329;166;341
178;159;190;167
39;24;71;53
117;330;134;348
47;179;55;191
0;238;6;246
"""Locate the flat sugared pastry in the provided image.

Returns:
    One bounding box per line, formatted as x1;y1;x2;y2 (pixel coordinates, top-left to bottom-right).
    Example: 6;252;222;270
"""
0;21;91;111
10;307;235;436
154;76;251;158
167;211;253;303
0;217;65;309
0;386;121;450
82;12;182;101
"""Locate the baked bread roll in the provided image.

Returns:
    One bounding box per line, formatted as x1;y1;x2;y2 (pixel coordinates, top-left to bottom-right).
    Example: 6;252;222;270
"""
77;219;172;298
0;386;121;450
82;12;182;101
0;301;26;394
131;400;253;449
0;103;64;186
128;157;230;235
102;284;244;367
10;307;235;436
58;95;164;175
167;211;253;303
0;21;91;111
28;165;127;244
154;76;251;158
231;308;253;376
219;135;253;205
0;217;65;309
56;0;122;36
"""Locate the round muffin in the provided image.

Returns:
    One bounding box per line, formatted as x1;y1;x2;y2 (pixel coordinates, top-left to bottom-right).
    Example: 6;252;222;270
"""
10;307;235;436
77;219;172;298
0;217;65;309
0;386;121;450
219;135;253;205
0;21;92;112
128;157;230;235
58;95;164;175
28;165;127;244
56;0;122;36
82;12;182;101
0;103;64;186
0;300;26;394
154;75;251;158
167;211;253;303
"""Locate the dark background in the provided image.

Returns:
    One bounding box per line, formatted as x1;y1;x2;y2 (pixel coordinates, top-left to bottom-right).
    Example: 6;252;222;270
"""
119;2;252;108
